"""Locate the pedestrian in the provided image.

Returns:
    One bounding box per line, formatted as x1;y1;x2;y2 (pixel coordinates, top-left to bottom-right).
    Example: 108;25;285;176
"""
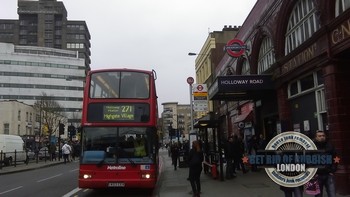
313;130;337;197
248;135;259;171
70;142;75;161
188;140;204;197
224;136;235;179
73;141;81;159
258;134;267;150
61;141;72;164
171;143;179;170
233;135;248;173
49;143;56;161
279;186;304;197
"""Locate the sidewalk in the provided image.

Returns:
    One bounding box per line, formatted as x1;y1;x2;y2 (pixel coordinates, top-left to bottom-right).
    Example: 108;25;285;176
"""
157;149;349;197
0;159;63;175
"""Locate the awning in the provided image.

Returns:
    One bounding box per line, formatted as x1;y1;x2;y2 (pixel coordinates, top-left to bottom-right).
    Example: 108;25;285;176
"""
194;112;218;128
208;75;274;100
233;112;252;123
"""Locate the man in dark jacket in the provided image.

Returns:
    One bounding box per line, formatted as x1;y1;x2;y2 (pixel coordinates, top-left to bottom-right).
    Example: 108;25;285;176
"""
225;136;235;179
313;130;337;197
171;143;180;170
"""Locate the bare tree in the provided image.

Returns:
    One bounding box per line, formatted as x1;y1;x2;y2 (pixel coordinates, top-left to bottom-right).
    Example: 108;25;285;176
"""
34;92;65;142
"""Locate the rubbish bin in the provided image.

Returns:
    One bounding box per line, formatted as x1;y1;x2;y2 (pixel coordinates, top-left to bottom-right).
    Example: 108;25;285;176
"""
178;150;188;168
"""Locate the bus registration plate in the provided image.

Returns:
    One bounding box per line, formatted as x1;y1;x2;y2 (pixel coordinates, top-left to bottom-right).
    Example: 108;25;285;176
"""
108;182;125;187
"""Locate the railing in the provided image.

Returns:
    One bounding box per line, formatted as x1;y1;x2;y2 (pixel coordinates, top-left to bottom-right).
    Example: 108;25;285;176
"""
0;149;27;169
0;149;58;170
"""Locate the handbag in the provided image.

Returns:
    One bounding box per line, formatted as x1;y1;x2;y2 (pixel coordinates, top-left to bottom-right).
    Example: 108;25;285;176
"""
305;178;320;195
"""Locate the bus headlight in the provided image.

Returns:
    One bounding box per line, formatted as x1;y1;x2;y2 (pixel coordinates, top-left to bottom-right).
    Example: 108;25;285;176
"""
83;174;92;179
141;173;151;179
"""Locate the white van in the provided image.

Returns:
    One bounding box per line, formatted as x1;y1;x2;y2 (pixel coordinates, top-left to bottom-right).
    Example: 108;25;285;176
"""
0;134;28;166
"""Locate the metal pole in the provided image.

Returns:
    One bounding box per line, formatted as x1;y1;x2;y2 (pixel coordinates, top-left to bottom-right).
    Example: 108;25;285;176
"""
190;83;193;133
58;121;61;161
177;115;180;143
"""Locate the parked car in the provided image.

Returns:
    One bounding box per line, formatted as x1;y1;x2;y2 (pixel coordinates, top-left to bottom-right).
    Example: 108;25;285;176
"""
38;147;51;160
26;148;36;160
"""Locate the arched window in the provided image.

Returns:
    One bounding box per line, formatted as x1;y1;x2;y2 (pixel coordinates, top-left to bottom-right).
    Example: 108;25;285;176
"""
241;59;250;75
285;0;320;55
336;0;350;16
258;36;275;74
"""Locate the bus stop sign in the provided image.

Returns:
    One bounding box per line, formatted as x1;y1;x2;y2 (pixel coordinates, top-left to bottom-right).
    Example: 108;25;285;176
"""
225;39;246;57
187;77;194;85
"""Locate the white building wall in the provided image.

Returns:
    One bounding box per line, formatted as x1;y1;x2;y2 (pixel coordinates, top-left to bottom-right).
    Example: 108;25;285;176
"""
0;101;36;136
0;43;85;126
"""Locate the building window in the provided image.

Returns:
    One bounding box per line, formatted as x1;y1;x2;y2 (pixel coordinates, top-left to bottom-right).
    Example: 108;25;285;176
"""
45;32;53;39
285;0;320;54
45;42;53;48
0;23;14;29
258;36;276;74
19;39;27;45
18;110;21;121
290;81;298;96
316;70;324;86
316;89;327;130
288;71;323;98
300;74;314;92
4;123;9;134
0;33;14;38
241;59;250;75
18;124;21;136
67;43;84;49
336;0;350;16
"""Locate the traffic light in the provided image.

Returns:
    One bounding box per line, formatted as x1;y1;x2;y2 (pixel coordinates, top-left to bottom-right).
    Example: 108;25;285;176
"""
170;128;176;136
59;123;65;135
68;125;76;136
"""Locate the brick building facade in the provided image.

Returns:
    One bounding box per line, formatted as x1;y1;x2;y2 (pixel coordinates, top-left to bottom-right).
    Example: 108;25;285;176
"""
209;0;350;194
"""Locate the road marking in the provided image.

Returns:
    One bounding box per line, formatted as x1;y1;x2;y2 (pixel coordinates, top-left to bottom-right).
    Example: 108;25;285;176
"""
70;168;79;172
62;187;81;197
36;174;62;182
0;186;23;195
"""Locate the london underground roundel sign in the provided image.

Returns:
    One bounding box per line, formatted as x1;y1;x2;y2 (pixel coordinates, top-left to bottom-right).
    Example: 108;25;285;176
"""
225;39;246;57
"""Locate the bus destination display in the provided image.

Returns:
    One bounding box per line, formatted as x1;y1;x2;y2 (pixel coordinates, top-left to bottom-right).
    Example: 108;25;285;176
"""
103;105;134;120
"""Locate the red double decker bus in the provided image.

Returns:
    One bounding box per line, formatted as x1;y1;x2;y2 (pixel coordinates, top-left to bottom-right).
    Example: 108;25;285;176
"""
78;68;159;189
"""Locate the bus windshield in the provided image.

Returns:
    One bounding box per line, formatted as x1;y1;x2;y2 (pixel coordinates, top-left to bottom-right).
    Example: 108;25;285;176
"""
81;127;155;165
90;71;150;99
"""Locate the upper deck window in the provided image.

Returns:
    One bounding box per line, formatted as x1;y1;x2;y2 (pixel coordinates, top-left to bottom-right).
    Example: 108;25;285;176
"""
90;71;150;99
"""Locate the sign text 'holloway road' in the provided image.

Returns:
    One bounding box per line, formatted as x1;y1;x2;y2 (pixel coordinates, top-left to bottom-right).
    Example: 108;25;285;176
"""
220;79;264;85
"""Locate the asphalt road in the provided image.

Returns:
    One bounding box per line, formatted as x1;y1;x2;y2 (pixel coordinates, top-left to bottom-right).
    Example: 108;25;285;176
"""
0;159;161;197
0;161;78;197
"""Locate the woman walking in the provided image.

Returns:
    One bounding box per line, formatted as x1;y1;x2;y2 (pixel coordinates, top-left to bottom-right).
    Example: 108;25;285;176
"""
188;140;204;197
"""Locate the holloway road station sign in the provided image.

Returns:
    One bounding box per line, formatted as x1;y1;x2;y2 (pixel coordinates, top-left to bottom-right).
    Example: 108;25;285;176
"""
225;39;247;57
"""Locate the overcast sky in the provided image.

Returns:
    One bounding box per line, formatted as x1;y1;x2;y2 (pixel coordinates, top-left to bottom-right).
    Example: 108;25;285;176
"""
0;0;256;111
